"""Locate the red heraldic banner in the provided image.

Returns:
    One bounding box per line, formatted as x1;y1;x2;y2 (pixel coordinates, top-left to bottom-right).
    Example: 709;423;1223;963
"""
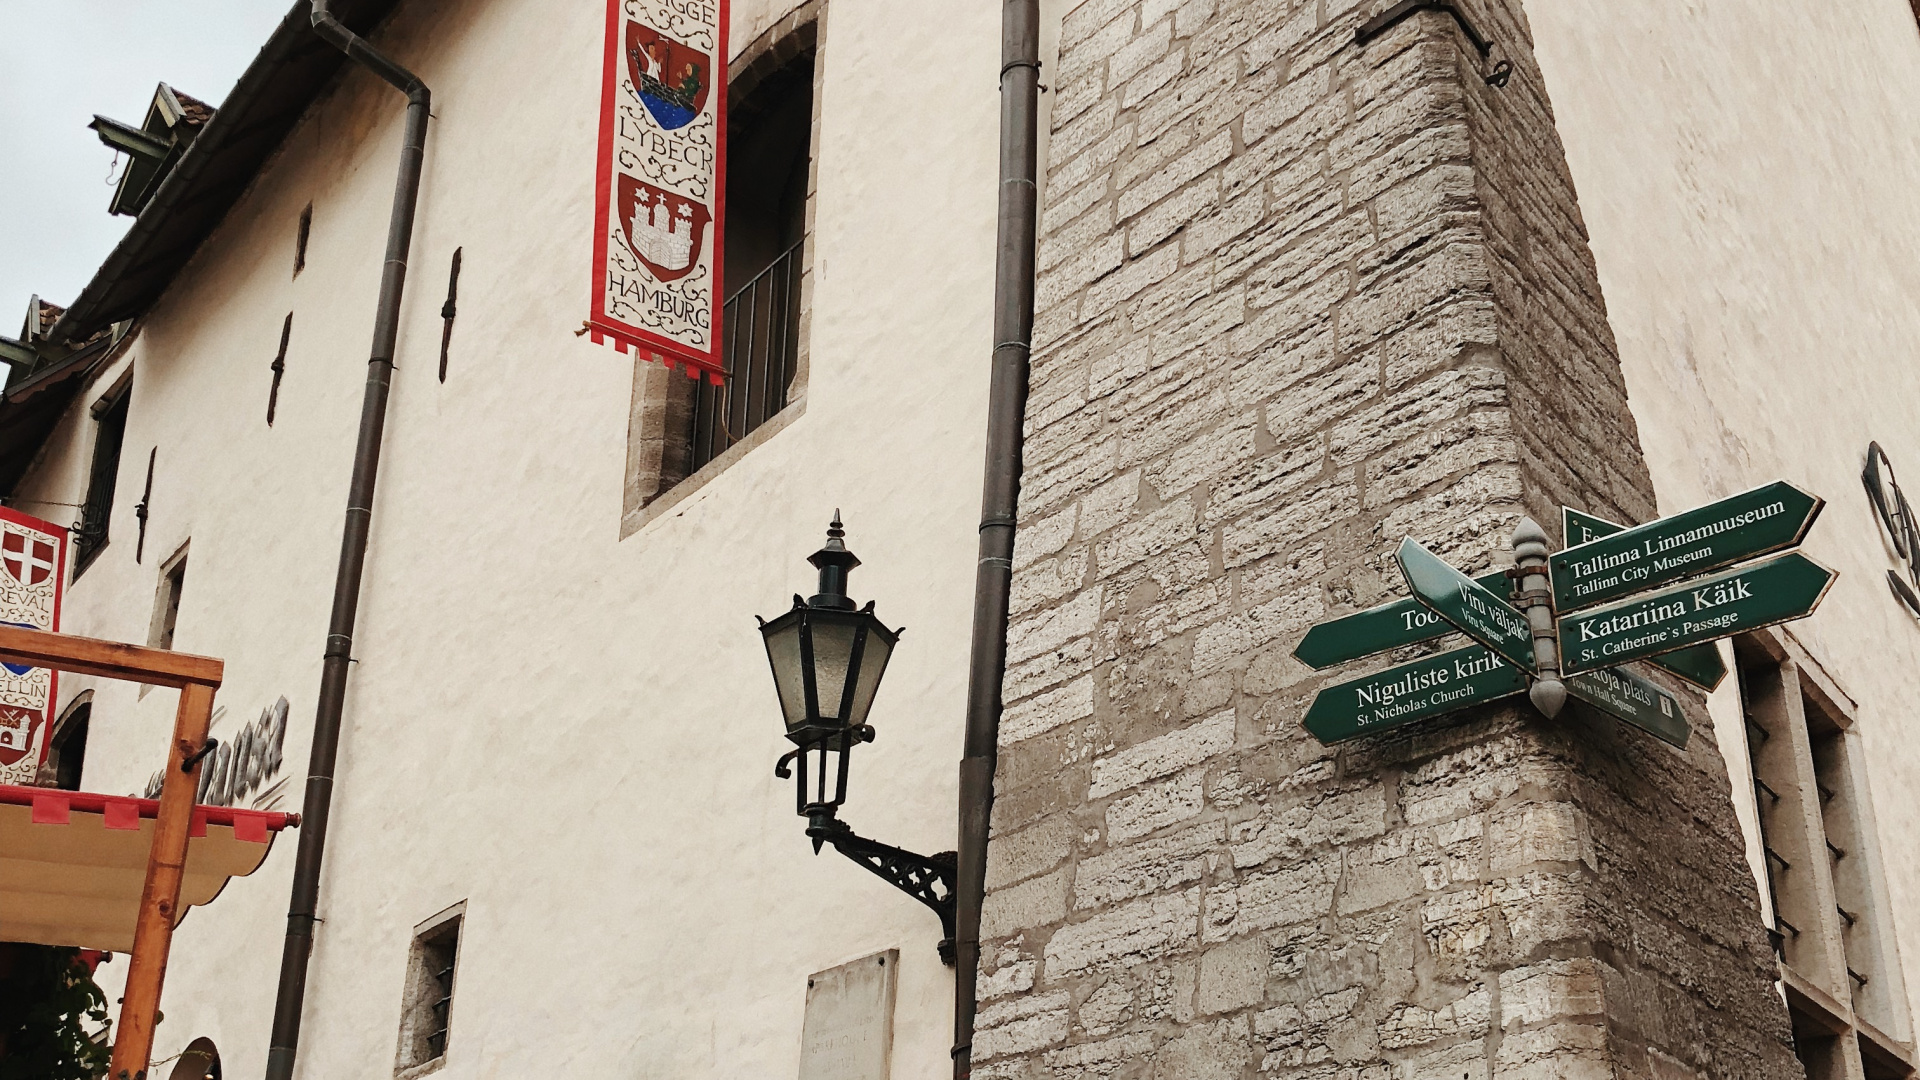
591;0;729;383
0;507;65;785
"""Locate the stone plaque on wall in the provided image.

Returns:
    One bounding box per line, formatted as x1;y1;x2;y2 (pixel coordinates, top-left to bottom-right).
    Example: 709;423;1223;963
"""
797;950;896;1080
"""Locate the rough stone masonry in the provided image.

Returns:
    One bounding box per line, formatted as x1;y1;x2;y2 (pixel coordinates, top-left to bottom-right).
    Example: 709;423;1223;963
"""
977;0;1801;1076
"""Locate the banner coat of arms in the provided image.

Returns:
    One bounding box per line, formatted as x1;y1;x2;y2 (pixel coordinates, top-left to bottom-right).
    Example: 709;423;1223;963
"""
591;0;729;382
0;507;65;784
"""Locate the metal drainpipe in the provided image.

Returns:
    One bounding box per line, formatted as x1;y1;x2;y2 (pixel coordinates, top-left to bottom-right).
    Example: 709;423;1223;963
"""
265;5;428;1078
953;0;1040;1076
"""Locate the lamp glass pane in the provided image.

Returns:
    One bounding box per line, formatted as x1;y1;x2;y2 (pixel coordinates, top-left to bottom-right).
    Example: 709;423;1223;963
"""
810;619;860;721
762;620;808;730
847;630;894;728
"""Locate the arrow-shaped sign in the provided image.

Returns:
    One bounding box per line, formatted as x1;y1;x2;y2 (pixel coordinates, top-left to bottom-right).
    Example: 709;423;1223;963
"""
1565;665;1689;748
1636;644;1727;692
1559;551;1836;675
1293;570;1510;669
1562;506;1622;549
1397;538;1537;673
1304;644;1527;743
1549;481;1823;611
1559;506;1728;691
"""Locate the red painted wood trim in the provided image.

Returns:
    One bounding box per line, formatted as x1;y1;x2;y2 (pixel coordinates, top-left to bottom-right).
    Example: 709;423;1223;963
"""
0;783;298;834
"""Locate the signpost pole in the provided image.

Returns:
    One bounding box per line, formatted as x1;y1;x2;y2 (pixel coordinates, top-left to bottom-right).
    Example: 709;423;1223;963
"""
1512;518;1565;717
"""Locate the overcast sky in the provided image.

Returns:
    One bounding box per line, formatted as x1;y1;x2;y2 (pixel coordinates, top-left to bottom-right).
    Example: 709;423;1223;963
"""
0;1;290;336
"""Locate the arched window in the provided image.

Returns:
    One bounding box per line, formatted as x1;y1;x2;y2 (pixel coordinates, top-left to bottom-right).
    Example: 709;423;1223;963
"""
166;1037;220;1080
48;693;92;791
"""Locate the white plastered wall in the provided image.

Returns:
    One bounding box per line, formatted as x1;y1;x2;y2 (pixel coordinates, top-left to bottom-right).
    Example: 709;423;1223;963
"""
1529;0;1920;1038
13;0;1022;1075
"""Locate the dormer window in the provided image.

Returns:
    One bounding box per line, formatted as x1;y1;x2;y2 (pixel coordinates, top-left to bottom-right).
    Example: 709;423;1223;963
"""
89;82;215;218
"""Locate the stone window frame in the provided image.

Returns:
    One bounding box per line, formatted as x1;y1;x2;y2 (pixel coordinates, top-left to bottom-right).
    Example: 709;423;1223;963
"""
137;540;189;700
72;368;135;578
620;1;827;539
394;900;465;1078
1731;629;1917;1079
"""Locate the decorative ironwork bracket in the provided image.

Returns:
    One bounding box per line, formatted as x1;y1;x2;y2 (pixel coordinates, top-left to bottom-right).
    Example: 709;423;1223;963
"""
134;447;156;563
807;816;958;966
1355;0;1512;86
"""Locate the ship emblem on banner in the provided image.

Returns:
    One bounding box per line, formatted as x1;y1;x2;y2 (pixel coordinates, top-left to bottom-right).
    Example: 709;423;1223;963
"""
627;23;711;130
591;0;730;385
0;508;66;782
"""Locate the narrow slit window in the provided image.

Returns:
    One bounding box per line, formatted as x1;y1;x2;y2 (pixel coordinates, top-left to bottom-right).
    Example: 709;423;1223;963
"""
294;203;312;276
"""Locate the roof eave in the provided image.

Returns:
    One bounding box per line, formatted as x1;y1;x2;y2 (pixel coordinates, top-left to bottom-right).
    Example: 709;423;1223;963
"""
47;0;402;345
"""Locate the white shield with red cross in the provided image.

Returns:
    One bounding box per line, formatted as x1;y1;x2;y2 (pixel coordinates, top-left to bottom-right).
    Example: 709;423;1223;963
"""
0;509;67;780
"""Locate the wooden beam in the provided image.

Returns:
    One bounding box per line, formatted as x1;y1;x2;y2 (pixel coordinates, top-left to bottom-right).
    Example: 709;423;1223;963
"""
88;114;173;162
0;335;36;368
108;681;217;1079
0;624;222;688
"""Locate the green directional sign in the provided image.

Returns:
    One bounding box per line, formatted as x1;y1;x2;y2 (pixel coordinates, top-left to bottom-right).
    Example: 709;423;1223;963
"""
1549;481;1823;611
1562;506;1623;548
1560;552;1836;675
1558;505;1728;691
1294;571;1510;669
1304;645;1527;743
1642;643;1728;692
1397;538;1537;673
1566;666;1689;748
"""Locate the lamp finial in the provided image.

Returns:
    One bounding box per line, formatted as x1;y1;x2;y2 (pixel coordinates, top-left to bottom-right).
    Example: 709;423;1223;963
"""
808;510;861;608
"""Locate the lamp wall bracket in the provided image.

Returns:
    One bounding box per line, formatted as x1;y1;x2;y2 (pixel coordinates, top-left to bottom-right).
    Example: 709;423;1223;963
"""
808;815;958;965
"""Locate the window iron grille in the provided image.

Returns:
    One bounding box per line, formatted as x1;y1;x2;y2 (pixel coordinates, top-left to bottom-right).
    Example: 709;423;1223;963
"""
397;912;461;1072
424;954;454;1058
687;240;803;472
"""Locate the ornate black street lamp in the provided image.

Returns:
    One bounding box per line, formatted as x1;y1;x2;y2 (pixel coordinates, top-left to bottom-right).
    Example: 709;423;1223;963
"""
760;513;959;963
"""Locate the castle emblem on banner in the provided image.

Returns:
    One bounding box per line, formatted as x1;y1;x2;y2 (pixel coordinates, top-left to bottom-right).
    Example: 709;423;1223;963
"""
589;0;729;382
619;175;712;281
0;508;66;783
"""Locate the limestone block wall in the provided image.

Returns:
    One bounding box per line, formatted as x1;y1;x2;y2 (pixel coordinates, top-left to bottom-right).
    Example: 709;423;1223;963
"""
978;0;1800;1076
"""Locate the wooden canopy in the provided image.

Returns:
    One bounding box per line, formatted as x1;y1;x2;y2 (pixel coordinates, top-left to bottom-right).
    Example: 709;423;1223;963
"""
0;786;295;952
0;622;263;1078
